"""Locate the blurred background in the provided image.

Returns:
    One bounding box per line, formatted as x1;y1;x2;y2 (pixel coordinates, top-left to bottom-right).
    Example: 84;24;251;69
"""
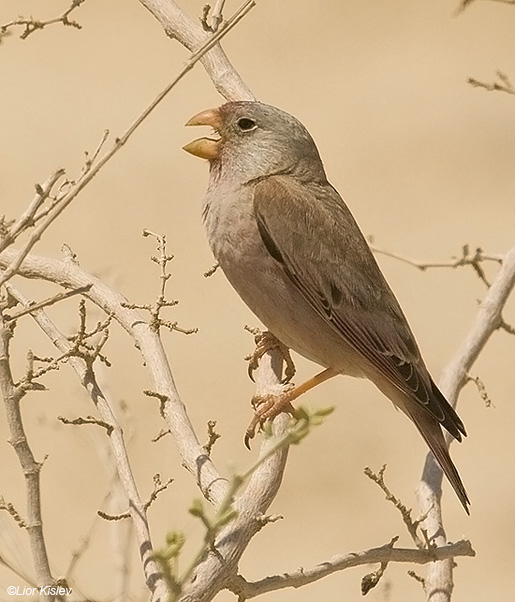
0;0;514;600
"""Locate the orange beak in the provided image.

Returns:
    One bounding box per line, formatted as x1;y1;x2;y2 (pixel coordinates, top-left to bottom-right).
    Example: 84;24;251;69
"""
183;107;223;160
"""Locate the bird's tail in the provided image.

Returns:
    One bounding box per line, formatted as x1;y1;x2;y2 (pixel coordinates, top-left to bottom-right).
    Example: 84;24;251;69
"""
408;405;470;514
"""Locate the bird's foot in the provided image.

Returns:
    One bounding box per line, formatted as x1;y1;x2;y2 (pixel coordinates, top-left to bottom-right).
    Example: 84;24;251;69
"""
246;329;296;384
244;367;339;449
245;386;296;449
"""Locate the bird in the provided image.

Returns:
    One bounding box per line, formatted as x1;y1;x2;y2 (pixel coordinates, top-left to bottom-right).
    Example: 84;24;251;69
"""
183;101;470;513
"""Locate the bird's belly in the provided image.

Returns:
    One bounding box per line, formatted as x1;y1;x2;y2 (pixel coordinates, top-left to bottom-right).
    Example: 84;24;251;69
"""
214;231;365;378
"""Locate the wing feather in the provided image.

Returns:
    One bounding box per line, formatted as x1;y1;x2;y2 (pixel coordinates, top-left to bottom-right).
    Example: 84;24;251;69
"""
252;175;465;439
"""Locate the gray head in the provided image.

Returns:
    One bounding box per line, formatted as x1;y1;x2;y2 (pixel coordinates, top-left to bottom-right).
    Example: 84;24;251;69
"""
184;101;327;184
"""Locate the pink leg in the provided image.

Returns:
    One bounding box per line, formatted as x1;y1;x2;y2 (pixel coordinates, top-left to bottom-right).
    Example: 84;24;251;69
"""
245;367;338;448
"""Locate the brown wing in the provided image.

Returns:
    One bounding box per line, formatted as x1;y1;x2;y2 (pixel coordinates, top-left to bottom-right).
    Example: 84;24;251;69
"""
252;174;466;440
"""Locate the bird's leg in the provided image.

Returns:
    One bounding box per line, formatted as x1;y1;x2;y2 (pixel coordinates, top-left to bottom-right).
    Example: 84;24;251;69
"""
245;367;338;448
246;329;296;383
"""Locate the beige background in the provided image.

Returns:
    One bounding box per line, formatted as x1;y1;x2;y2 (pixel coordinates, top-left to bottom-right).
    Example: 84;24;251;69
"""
1;0;514;600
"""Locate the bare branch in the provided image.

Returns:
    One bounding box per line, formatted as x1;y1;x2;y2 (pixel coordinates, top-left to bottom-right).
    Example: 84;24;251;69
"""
0;312;55;599
58;414;115;435
203;420;221;456
468;71;515;96
466;374;493;407
228;539;474;599
0;0;85;43
138;0;255;101
364;465;427;548
417;246;515;601
98;509;131;522
369;241;501;288
144;474;174;512
152;428;171;443
0;0;256;291
0;169;65;254
125;230;198;335
0;496;26;528
203;261;220;277
437;245;515;410
0;250;228;504
211;0;228;31
499;317;515;334
3;282;169;600
408;569;426;587
3;284;92;322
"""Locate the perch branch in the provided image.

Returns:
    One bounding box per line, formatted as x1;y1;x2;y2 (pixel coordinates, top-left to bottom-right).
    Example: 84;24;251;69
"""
0;249;294;601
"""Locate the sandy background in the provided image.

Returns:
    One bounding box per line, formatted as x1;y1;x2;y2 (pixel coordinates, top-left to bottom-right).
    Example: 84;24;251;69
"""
1;0;514;600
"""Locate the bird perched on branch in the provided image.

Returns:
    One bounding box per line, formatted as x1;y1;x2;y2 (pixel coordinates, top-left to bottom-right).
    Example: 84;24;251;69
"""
184;101;469;513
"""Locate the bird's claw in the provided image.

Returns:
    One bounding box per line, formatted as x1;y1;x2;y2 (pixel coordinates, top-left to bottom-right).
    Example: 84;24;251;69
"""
246;330;296;384
244;391;295;449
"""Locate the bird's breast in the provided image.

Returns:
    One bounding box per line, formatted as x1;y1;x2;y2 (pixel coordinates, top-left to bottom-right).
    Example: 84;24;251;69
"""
201;182;365;378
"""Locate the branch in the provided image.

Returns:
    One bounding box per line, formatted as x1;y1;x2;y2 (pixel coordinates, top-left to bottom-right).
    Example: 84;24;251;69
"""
3;284;91;321
0;169;64;254
440;245;515;406
0;0;85;43
0;249;228;505
0;0;256;291
3;281;169;601
370;242;502;288
0;312;54;600
0;249;293;600
123;230;198;335
468;71;515;96
364;465;427;548
417;246;515;601
228;539;475;598
457;0;515;12
138;0;255;101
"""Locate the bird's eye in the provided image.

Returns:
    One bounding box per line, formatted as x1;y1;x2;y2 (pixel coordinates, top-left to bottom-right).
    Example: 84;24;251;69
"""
237;118;256;131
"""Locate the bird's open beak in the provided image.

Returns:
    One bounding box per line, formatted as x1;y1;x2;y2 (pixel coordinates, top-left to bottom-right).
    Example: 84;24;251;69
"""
183;108;222;160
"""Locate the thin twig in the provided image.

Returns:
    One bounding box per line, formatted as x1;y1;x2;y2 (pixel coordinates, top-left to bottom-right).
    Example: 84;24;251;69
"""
4;284;92;321
211;0;228;31
0;496;26;528
135;230;198;335
370;242;501;288
0;169;65;254
203;420;221;455
0;0;256;290
0;0;85;42
58;414;114;435
468;71;515;96
364;465;426;548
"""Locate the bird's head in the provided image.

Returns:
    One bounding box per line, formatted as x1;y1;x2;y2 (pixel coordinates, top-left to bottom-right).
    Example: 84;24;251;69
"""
184;101;326;183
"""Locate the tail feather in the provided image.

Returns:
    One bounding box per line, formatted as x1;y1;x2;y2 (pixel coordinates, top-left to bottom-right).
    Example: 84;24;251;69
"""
430;378;467;441
409;406;470;514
